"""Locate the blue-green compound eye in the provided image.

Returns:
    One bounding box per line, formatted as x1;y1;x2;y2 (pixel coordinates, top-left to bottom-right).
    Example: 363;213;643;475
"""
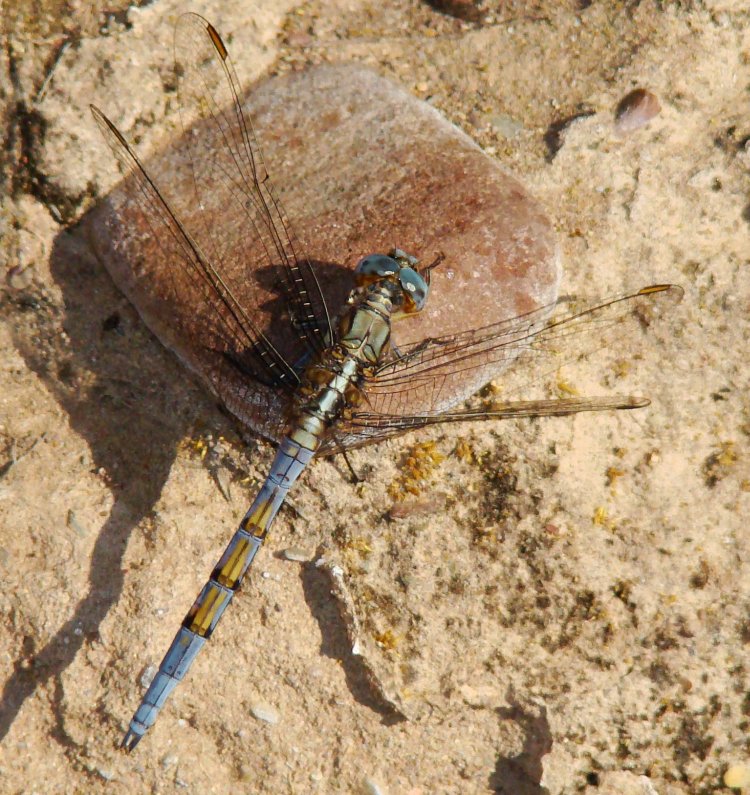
399;267;429;310
355;254;399;277
391;248;420;268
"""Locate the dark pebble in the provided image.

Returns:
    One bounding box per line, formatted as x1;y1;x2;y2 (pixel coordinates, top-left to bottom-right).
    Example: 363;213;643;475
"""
424;0;485;22
615;88;661;135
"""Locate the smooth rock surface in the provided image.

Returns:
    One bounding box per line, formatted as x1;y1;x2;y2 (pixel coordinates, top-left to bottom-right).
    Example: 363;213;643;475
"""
84;64;559;443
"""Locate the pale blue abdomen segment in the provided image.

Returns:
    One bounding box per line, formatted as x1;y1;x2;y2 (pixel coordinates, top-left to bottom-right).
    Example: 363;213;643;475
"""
122;438;315;749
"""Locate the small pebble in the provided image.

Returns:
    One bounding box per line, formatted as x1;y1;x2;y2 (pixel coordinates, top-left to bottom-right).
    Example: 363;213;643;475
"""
161;753;178;769
489;112;524;139
614;88;661;135
7;265;33;290
238;763;253;781
725;764;750;789
214;467;231;501
285;30;312;48
361;778;388;795
426;0;484;22
637;776;659;795
250;702;280;725
96;768;114;781
66;510;90;537
388;495;445;519
282;546;310;562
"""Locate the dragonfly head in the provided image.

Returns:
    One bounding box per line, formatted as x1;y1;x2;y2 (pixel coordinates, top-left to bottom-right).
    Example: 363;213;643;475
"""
355;249;429;316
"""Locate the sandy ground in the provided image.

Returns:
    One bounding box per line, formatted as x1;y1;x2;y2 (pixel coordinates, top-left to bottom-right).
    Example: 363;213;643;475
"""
1;1;749;794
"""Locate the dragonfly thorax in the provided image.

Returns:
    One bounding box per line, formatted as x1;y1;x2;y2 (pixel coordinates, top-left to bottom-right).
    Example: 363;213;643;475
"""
289;251;429;452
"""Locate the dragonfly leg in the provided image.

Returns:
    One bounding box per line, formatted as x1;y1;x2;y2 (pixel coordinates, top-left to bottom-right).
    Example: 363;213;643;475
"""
332;435;363;483
422;251;445;288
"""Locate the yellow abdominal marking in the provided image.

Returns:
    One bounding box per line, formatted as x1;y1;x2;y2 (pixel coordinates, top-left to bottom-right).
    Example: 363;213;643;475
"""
241;496;275;538
188;583;230;636
216;537;255;588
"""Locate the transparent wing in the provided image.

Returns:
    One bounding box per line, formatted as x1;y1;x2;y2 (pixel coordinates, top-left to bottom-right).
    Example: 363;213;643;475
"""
173;13;333;359
91;105;301;393
349;284;682;430
347;396;649;438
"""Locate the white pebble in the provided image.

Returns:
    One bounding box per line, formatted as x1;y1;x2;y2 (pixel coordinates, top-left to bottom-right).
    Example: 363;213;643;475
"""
725;764;750;789
361;778;387;795
282;546;309;562
250;702;280;725
161;753;178;769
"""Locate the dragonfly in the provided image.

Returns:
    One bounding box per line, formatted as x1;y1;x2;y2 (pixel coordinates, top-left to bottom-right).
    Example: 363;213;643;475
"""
90;13;681;751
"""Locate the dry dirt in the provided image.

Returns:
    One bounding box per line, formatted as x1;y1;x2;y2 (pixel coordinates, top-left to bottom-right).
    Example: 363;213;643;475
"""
1;1;748;794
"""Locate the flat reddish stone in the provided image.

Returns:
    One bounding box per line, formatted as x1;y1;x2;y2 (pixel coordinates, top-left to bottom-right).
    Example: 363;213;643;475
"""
84;65;559;444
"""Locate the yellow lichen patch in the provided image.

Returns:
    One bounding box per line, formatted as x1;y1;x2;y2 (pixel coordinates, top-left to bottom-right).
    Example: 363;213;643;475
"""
373;629;399;651
181;434;210;461
181;432;234;462
454;438;474;462
556;374;579;397
716;441;737;466
347;536;373;558
612;359;631;378
606;466;626;487
703;440;738;488
592;506;617;531
388;440;445;501
486;379;504;396
332;524;373;557
472;523;499;548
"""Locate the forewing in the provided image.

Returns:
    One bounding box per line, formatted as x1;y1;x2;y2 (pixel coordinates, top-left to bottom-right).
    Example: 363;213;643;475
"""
173;13;333;358
352;284;683;426
91;105;300;393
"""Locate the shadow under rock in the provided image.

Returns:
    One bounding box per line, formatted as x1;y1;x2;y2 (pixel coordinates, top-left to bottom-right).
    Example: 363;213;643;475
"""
1;209;359;746
491;700;553;794
300;560;404;723
0;221;208;744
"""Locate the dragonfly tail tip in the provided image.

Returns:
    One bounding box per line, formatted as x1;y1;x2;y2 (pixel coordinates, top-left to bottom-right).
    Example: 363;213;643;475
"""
121;728;144;752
